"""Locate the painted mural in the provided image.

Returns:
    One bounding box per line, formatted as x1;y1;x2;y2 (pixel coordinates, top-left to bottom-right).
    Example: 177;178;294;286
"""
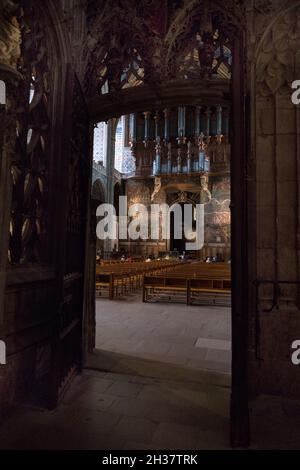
205;177;231;245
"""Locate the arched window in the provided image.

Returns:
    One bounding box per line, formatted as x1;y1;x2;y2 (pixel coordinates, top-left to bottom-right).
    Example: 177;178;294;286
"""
114;117;124;172
93;122;107;167
114;116;136;174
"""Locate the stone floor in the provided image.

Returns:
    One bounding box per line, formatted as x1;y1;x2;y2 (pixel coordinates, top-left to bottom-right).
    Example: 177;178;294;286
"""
1;296;298;450
95;294;231;375
0;369;231;450
0;368;299;450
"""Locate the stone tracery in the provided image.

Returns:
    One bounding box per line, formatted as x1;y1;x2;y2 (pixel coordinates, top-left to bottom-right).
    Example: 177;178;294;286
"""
256;4;300;96
8;2;51;264
82;0;244;97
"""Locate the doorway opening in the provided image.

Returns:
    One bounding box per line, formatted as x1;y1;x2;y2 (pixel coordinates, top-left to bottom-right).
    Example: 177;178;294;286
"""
83;4;248;447
91;102;232;383
170;203;187;253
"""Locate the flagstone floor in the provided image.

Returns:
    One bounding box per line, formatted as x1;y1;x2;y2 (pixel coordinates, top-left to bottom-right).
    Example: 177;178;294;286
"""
0;368;299;450
1;294;298;450
0;369;231;450
95;294;231;375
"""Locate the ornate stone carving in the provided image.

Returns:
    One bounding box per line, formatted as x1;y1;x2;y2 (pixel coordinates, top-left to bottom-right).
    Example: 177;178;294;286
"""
151;176;162;202
8;3;51;264
83;0;244;97
200;174;211;204
0;0;21;69
256;4;300;96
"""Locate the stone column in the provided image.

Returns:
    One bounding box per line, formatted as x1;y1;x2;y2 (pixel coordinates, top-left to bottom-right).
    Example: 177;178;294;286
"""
104;118;117;255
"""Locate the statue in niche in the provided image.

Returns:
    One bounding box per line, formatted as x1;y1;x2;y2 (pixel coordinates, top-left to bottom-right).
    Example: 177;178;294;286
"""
0;0;21;69
151;176;162;202
200;175;211;204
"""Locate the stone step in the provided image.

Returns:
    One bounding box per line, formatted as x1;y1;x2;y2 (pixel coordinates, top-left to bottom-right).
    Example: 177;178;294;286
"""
85;349;230;389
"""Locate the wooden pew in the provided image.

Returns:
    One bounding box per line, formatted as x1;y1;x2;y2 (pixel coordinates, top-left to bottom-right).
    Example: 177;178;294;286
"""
95;273;114;300
143;276;188;303
96;260;183;300
187;278;231;306
143;263;231;306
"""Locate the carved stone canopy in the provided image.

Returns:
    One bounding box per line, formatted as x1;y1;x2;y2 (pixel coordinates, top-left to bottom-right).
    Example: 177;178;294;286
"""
83;0;244;98
0;0;21;70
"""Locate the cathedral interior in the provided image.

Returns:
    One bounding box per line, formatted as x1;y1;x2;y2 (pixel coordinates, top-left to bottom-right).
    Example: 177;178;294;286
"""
0;0;300;453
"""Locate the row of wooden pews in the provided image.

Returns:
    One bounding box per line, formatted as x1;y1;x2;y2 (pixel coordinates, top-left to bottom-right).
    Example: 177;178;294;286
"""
96;260;183;300
143;263;231;306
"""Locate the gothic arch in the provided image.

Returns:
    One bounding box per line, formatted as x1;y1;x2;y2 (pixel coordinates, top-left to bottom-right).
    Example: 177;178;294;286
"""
84;2;250;448
166;0;244;43
82;2;148;96
91;178;106;203
39;1;73;66
254;1;300;97
82;0;245;98
165;0;245;66
254;0;300;60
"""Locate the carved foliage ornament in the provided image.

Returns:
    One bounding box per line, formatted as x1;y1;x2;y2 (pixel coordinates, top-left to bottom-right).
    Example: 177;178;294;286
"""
0;0;21;69
256;5;300;96
83;0;244;96
9;2;51;264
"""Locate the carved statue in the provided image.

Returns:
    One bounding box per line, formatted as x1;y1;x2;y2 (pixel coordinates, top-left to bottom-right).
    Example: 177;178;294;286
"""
200;175;211;204
151;176;162;202
0;0;21;69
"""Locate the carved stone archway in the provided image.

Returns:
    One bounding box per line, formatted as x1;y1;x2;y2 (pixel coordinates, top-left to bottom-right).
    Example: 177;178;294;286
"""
247;1;300;401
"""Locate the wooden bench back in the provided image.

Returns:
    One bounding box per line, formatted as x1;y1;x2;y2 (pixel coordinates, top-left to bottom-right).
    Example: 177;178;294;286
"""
95;273;113;284
165;277;188;288
146;265;231;281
